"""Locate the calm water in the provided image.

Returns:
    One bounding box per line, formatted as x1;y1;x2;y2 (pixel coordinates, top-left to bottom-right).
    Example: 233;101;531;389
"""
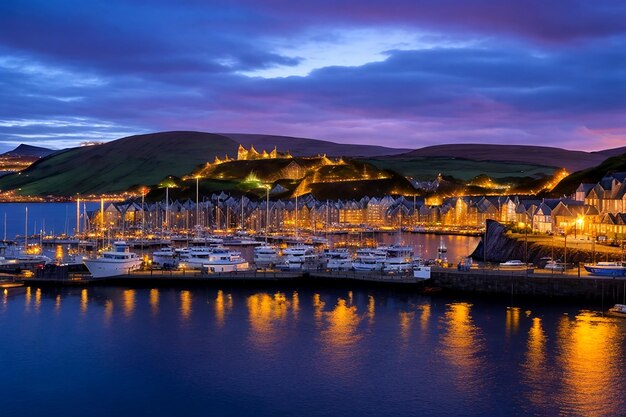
0;202;99;240
1;285;624;417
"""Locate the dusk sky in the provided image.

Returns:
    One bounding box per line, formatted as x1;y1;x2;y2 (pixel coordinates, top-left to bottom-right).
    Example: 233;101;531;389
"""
1;0;626;152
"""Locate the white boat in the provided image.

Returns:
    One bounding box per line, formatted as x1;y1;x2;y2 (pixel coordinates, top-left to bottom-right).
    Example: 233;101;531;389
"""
323;248;353;270
413;265;431;280
607;304;626;318
499;260;528;270
178;247;216;270
545;260;565;272
584;262;626;277
152;247;177;268
381;245;413;272
254;245;280;266
84;242;142;278
203;248;249;273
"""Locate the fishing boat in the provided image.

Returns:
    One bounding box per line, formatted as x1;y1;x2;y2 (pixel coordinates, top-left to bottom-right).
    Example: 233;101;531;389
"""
84;242;142;278
583;262;626;277
607;304;626;318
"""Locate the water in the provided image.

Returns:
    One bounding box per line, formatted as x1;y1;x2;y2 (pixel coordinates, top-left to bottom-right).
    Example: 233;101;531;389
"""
1;285;624;417
0;202;99;240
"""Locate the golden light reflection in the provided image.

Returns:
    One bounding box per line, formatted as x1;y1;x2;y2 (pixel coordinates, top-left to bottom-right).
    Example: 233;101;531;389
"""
149;288;159;315
292;291;299;320
440;303;486;397
505;307;520;338
180;290;192;320
80;288;88;314
321;298;362;365
556;312;624;417
420;304;431;332
399;311;415;343
247;292;290;352
25;286;31;310
215;290;227;326
313;293;325;327
367;295;375;326
122;289;135;317
34;288;41;311
55;294;61;312
522;317;551;411
104;299;113;324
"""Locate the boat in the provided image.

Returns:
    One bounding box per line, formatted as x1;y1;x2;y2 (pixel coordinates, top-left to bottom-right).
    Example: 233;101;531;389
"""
544;260;565;272
152;246;177;269
202;248;249;273
583;262;626;277
499;260;528;270
177;247;216;270
280;245;317;269
381;245;413;272
253;245;280;266
323;248;353;270
84;242;142;278
607;304;626;318
352;247;387;271
413;265;431;280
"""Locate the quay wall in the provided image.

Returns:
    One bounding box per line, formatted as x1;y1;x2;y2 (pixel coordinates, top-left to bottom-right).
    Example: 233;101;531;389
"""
431;269;626;302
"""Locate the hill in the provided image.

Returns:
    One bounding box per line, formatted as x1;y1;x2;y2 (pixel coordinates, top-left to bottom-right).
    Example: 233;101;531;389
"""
222;133;410;157
0;132;237;195
396;144;608;172
0;144;56;158
0;131;410;196
551;152;626;196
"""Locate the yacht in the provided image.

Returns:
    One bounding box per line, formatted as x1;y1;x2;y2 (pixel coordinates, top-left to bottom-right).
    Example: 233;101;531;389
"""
203;248;249;273
352;247;387;271
323;248;353;270
499;260;527;270
84;242;142;278
152;246;177;269
253;245;280;266
544;260;565;272
381;245;414;272
177;247;215;270
583;262;626;277
278;245;317;270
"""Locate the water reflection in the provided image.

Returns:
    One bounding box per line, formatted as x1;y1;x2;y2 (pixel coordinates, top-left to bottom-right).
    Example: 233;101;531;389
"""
34;288;41;311
122;289;135;317
247;292;290;353
215;290;233;327
505;307;520;338
522;317;551;411
180;290;192;320
104;299;113;325
440;303;487;398
25;286;31;310
55;294;61;312
313;293;325;327
80;289;88;314
367;295;375;326
399;311;414;344
292;292;299;321
149;289;159;315
557;312;624;417
320;298;363;374
420;303;431;332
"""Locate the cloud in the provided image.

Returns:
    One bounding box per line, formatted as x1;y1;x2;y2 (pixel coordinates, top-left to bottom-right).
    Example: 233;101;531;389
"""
0;0;625;152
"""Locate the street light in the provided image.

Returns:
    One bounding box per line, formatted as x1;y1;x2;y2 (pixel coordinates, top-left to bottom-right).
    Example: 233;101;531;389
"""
575;216;584;239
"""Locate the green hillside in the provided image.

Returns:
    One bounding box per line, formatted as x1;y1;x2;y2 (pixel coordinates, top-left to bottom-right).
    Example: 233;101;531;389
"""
0;132;237;196
551;153;626;196
362;156;556;181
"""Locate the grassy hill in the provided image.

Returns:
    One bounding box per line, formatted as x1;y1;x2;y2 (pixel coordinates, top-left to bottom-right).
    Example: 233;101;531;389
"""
395;144;607;172
1;144;56;158
362;156;557;182
551;153;626;196
0;132;238;196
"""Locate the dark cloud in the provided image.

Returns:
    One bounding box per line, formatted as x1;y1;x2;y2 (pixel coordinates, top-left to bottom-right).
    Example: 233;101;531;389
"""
0;0;625;152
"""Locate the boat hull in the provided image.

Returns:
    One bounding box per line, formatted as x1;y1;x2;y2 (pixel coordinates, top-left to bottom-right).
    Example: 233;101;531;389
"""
583;265;626;277
84;259;142;278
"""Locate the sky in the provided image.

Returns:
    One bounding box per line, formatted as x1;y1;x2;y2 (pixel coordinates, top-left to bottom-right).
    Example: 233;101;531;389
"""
1;0;626;153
